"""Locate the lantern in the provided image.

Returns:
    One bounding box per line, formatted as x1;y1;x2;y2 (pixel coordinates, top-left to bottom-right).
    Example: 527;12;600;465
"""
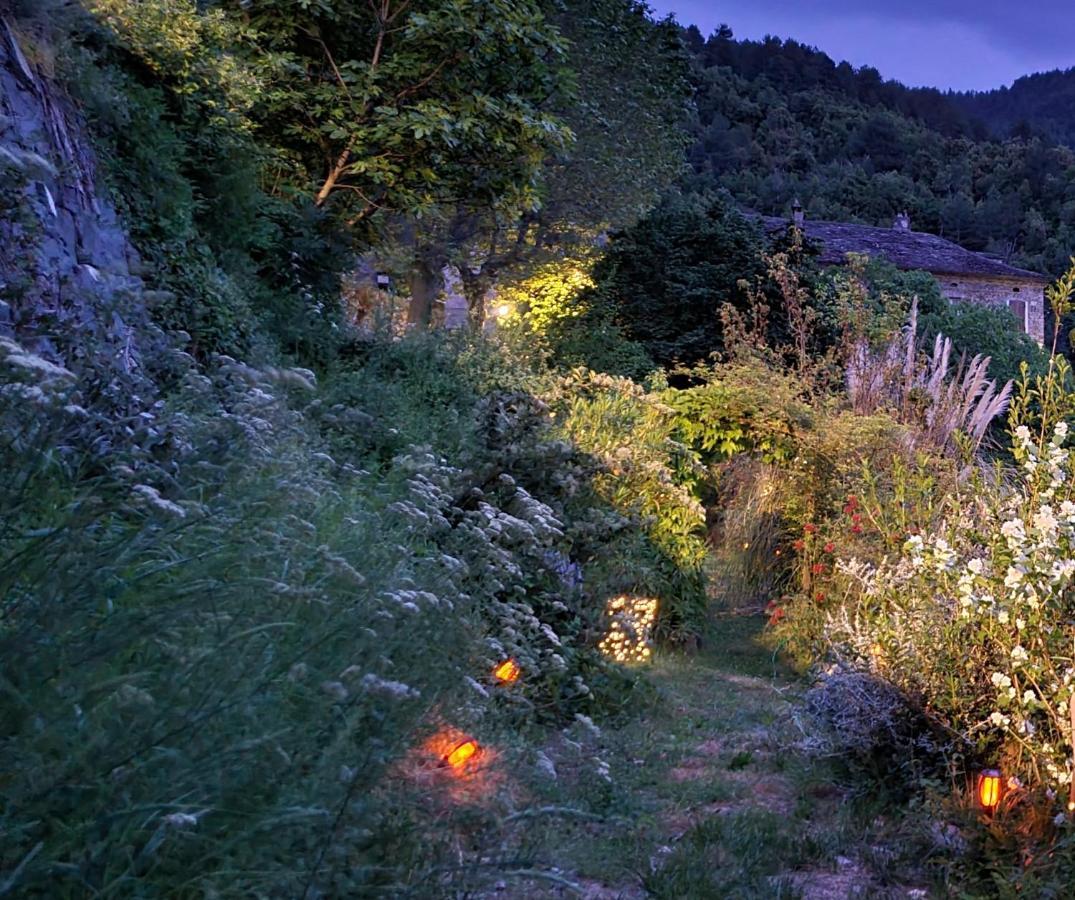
977;769;1002;811
493;659;520;684
443;739;480;770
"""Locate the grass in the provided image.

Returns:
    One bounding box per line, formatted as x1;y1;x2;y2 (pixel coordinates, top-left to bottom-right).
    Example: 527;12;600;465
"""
480;585;948;899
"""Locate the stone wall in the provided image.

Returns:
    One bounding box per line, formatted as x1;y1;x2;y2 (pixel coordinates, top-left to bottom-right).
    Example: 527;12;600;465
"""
936;274;1046;344
0;17;161;374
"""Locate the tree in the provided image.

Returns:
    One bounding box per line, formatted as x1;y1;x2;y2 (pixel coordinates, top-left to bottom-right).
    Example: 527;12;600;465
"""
584;194;768;368
413;0;692;327
231;0;572;229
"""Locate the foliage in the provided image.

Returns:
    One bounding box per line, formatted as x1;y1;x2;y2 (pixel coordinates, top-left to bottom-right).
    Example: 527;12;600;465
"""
584;194;769;367
684;28;1075;278
956;67;1075;149
497;254;657;379
545;369;710;641
235;0;570;224
1;328;700;895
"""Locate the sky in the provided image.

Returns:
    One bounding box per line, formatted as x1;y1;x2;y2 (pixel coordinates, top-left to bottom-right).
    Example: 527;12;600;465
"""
646;1;1075;92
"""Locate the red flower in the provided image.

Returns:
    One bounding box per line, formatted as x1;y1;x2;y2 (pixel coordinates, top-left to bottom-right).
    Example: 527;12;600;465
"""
792;539;805;552
804;523;818;534
766;604;785;625
811;563;825;575
851;513;862;525
815;591;825;602
823;542;835;553
851;524;863;534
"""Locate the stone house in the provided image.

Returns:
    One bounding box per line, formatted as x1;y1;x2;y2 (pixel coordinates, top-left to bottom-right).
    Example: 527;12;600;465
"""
763;206;1049;344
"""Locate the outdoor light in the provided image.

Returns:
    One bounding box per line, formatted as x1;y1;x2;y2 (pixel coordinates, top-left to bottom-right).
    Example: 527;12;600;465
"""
493;659;520;683
978;769;1003;812
443;739;480;769
598;595;659;664
495;303;510;317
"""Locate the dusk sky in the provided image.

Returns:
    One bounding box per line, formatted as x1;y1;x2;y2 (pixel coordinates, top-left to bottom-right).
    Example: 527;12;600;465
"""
646;1;1075;92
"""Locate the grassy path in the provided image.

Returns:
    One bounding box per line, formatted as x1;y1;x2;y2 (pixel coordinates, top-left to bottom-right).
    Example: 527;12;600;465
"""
500;612;938;899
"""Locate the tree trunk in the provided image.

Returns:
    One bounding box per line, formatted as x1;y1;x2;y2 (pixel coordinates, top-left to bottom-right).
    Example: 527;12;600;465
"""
460;267;491;330
407;257;439;328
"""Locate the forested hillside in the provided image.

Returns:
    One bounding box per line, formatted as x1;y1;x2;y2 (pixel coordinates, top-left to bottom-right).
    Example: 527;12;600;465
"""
955;68;1075;150
682;26;1075;276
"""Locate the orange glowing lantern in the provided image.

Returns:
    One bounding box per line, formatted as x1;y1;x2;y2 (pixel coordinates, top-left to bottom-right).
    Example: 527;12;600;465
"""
977;769;1002;811
443;739;480;770
493;659;521;683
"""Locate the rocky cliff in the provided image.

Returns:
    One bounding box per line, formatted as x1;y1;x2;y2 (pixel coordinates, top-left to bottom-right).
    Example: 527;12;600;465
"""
0;15;161;377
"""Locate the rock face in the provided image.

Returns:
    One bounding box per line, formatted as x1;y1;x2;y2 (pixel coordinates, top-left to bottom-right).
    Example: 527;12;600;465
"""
0;16;159;374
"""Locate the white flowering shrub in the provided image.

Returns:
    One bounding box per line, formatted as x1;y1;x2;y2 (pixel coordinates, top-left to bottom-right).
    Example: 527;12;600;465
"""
817;361;1075;804
1;331;683;895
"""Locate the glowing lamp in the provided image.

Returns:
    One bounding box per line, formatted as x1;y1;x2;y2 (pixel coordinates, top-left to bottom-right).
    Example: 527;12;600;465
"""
493;659;520;683
977;769;1002;811
494;304;510;318
443;739;480;769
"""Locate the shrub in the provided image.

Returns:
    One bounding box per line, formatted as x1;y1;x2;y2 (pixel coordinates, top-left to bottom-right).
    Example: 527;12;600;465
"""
0;332;644;895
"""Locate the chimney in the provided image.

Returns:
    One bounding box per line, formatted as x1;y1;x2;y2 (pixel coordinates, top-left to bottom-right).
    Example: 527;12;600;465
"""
893;211;911;232
791;198;804;229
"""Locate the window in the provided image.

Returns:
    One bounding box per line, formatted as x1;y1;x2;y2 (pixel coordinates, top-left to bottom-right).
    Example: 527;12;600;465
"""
1008;297;1027;333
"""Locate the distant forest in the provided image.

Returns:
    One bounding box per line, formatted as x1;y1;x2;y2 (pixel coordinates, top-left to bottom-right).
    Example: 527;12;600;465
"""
681;25;1075;277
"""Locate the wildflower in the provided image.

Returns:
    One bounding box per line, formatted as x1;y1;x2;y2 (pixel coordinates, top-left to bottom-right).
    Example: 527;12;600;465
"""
814;591;825;602
574;713;601;737
851;524;863;534
360;673;420;699
811;563;825;575
1034;505;1059;536
321;681;349;701
792;539;805;552
1004;567;1024;588
991;672;1013;689
1011;645;1029;666
804;523;818;534
163;812;203;829
824;542;835;553
990;711;1010;727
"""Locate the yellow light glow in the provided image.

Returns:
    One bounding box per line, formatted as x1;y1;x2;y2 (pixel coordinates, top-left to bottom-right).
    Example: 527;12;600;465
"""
444;739;480;769
493;659;520;683
978;769;1002;810
598;595;658;665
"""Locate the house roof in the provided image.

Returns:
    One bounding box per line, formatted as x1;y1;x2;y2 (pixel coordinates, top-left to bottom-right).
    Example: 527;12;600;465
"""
758;216;1050;283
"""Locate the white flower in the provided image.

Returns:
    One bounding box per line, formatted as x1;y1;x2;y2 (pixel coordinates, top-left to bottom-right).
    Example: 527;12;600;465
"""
1034;505;1059;537
990;711;1010;727
1004;567;1024;589
1011;645;1029;665
1014;425;1032;447
997;610;1010;624
1023;690;1038;706
360;673;420;700
991;672;1013;689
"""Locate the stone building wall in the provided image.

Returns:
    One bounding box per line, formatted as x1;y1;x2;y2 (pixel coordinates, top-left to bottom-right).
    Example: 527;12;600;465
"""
935;274;1046;344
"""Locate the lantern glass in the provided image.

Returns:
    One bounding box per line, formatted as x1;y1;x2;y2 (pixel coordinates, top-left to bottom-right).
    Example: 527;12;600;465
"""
493;659;520;683
977;769;1002;810
445;739;479;769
